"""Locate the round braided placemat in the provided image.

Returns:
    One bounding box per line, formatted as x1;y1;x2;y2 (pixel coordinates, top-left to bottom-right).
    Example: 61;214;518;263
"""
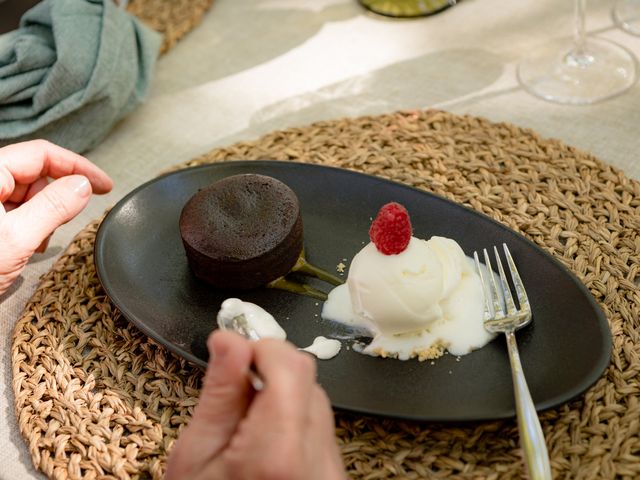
12;110;640;479
127;0;214;54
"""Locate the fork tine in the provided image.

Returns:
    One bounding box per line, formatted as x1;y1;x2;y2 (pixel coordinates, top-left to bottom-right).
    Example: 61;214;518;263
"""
502;244;531;314
483;248;504;318
474;251;492;320
493;246;517;315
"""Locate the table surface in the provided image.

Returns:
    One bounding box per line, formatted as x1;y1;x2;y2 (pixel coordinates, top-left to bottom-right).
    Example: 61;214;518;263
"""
2;1;639;478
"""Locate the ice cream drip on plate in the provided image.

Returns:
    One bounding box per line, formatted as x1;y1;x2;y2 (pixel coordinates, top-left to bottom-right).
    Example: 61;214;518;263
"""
301;336;342;359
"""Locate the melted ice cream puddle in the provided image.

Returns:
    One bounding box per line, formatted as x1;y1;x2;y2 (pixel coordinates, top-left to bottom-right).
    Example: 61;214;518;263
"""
322;236;496;360
217;298;341;360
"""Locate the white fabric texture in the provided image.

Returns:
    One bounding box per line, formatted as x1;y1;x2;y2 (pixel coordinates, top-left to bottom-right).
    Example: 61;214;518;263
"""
2;0;640;478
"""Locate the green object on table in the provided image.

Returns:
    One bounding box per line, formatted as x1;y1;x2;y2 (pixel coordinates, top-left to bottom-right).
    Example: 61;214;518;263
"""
359;0;456;17
0;0;162;153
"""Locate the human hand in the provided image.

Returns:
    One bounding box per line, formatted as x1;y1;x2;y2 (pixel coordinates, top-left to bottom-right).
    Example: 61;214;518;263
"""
0;140;113;294
166;331;346;480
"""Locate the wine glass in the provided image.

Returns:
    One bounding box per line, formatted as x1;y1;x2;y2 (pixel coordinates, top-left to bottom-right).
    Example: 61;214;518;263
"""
517;0;638;104
613;0;640;36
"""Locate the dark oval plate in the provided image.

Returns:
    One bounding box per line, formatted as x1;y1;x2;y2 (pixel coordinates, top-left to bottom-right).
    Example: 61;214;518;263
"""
95;161;611;421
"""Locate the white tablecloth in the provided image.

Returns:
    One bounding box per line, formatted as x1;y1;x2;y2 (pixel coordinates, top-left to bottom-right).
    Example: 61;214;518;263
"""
2;0;639;478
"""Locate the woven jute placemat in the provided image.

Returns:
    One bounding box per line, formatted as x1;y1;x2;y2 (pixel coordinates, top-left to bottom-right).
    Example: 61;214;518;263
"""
11;110;640;479
127;0;214;54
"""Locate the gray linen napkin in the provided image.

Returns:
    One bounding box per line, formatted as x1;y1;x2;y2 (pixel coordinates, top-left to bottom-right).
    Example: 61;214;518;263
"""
0;0;162;152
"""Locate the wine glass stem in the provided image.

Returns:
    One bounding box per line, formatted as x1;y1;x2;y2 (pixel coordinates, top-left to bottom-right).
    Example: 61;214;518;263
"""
574;0;587;56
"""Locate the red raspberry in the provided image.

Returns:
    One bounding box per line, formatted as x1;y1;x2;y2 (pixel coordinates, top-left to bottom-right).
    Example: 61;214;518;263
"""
369;202;412;255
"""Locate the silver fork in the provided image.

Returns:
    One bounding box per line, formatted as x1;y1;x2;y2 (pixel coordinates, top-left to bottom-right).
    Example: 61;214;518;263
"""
474;244;552;480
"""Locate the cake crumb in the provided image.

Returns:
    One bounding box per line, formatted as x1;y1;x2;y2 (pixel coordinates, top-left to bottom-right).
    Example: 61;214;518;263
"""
371;342;445;361
371;347;393;358
336;262;346;273
416;343;445;361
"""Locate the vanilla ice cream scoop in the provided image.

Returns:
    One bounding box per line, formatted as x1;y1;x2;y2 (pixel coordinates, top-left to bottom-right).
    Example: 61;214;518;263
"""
347;236;465;335
322;235;494;359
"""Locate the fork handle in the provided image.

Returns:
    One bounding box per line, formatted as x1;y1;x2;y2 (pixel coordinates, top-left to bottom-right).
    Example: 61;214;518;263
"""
505;331;552;480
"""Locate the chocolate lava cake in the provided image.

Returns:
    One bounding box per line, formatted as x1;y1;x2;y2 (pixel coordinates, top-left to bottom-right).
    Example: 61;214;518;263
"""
179;174;303;289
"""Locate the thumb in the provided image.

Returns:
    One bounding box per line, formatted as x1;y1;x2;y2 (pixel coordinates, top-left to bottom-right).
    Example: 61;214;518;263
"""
6;175;91;252
166;331;253;479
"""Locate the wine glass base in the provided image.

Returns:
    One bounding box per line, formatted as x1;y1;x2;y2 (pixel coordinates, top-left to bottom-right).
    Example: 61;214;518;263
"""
517;37;638;105
358;0;455;18
613;0;640;36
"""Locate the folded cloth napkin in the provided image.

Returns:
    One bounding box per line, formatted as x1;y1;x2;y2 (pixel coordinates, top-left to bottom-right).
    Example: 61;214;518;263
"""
0;0;161;152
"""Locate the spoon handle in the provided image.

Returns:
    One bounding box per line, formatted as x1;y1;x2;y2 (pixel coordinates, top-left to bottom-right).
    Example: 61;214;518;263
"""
247;367;264;391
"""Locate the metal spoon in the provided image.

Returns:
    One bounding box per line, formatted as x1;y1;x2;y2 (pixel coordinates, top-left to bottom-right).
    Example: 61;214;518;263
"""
217;314;264;390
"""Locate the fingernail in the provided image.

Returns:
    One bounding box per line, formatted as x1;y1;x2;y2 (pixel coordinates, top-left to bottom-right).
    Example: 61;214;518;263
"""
207;332;230;364
72;177;91;198
208;340;215;361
